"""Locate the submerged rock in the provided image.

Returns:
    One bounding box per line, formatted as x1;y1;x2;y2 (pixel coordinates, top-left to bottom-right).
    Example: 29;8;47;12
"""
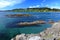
48;19;55;24
6;14;32;17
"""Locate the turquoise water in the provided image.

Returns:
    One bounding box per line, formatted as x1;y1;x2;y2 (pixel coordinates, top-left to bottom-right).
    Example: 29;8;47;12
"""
0;12;60;40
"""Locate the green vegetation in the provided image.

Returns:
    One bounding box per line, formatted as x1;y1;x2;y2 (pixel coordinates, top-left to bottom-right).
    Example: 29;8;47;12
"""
6;7;60;12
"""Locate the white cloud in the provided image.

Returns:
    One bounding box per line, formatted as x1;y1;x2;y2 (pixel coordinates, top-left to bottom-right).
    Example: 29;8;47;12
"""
29;5;40;8
50;6;60;9
0;0;25;8
50;2;60;9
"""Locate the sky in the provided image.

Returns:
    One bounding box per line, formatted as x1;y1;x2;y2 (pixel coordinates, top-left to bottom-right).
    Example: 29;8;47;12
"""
0;0;60;10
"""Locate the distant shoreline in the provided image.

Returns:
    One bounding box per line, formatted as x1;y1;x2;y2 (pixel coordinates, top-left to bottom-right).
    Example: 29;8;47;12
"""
5;7;60;12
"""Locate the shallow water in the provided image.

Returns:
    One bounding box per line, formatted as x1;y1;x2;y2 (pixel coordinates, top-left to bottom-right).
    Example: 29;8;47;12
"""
0;12;60;40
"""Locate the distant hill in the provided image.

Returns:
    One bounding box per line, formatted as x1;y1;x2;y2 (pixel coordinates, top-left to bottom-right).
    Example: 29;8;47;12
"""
6;7;60;12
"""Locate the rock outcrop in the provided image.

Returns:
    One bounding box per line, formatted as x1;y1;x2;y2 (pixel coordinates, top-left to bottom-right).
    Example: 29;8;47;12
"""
11;33;42;40
11;22;60;40
17;20;46;26
6;14;32;17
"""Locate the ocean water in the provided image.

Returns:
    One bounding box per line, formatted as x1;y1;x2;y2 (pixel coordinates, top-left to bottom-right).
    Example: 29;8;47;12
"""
0;12;60;40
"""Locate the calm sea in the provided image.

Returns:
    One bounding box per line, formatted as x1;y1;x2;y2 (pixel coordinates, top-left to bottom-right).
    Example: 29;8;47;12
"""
0;12;60;40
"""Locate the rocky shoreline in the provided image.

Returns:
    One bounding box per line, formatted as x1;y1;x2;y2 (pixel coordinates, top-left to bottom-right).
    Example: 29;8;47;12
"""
11;22;60;40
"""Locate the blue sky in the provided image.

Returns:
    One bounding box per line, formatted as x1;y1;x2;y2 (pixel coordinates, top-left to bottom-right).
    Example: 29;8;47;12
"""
0;0;60;10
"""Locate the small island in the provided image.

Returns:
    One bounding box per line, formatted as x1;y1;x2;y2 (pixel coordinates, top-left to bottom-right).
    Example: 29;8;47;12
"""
17;20;55;26
6;14;32;17
17;20;46;26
